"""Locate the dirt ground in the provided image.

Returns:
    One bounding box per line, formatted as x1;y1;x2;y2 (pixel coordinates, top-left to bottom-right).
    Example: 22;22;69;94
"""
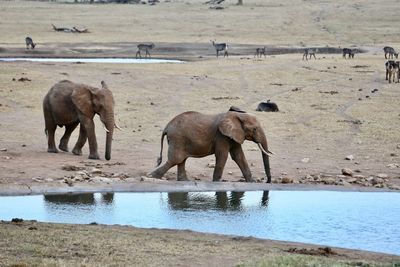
0;0;400;264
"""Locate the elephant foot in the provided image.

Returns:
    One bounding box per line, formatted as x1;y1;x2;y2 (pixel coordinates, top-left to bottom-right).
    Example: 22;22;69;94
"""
88;153;100;160
178;176;189;181
72;148;82;156
47;148;58;153
59;144;68;152
149;171;163;179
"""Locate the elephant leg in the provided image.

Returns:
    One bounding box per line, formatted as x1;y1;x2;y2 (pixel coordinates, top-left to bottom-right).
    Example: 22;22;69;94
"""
59;122;79;152
213;145;229;182
72;124;87;156
230;144;254;182
79;117;99;159
150;161;175;179
177;159;189;181
46;125;58;153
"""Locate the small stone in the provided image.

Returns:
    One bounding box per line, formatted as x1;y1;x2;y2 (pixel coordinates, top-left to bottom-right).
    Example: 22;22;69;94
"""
301;158;310;163
281;177;293;184
341;181;351;186
0;148;7;151
44;178;54;182
345;155;354;161
89;168;102;175
336;175;347;179
64;178;74;186
346;177;358;183
371;177;384;185
251;163;255;167
305;174;313;180
207;162;216;168
387;163;399;169
377;173;388;179
389;185;400;190
324;178;336;185
342;168;353;176
228;171;233;175
353;174;365;180
390;153;398;157
3;156;11;160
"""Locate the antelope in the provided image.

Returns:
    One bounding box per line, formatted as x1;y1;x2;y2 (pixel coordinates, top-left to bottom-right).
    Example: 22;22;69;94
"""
210;40;228;58
383;46;398;59
302;48;316;60
254;46;266;58
342;48;356;59
385;60;399;83
25;37;36;49
136;43;155;58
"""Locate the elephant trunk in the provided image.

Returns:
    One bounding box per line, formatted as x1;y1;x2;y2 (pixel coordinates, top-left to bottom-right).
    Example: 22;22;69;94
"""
104;113;114;161
257;132;272;183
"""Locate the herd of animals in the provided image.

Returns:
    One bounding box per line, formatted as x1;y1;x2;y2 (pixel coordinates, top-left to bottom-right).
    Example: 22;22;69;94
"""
22;36;399;183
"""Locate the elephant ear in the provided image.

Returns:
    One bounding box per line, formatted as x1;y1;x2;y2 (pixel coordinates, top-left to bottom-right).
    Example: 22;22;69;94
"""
71;86;99;118
218;112;245;144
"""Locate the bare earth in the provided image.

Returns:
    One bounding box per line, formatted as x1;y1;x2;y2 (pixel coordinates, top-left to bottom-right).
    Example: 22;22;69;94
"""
0;0;400;265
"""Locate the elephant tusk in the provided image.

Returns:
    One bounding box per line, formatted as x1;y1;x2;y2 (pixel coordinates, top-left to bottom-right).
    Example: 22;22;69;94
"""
102;123;110;133
114;123;123;131
258;143;274;156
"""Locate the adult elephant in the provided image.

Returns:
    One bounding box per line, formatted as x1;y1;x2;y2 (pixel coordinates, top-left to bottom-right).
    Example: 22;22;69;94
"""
150;108;273;182
43;80;118;160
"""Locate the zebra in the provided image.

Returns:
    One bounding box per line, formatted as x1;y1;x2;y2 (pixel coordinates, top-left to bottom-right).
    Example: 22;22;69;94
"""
385;60;400;83
25;37;36;49
210;40;228;58
342;48;356;59
254;46;266;58
302;48;317;60
136;43;155;58
383;46;398;59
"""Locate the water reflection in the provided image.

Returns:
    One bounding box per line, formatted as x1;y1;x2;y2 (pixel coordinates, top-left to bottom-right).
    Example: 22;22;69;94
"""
167;191;269;211
44;193;114;205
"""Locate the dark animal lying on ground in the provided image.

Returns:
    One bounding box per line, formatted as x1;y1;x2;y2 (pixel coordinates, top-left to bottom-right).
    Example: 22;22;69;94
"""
385;60;400;83
256;100;279;112
25;37;36;49
383;46;398;59
342;48;357;59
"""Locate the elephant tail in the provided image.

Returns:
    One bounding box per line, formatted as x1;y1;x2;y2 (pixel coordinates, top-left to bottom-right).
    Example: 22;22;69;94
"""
156;130;167;167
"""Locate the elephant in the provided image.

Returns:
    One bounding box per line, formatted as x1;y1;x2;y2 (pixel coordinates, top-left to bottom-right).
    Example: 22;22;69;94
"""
43;80;119;160
150;108;273;182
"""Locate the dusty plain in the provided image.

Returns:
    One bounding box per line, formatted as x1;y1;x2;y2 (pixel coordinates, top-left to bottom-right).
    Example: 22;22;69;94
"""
0;0;400;265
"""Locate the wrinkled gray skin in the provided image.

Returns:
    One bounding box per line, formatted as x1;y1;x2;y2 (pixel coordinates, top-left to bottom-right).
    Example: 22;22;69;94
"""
43;80;115;160
150;110;273;182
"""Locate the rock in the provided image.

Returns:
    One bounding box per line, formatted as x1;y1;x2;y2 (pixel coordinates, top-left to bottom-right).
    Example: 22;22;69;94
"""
301;158;310;163
281;177;294;184
389;185;400;190
323;178;336;185
251;163;255;167
89;168;102;175
377;173;388;179
371;177;384;185
3;156;11;160
341;168;353;176
390;153;398;157
64;178;74;186
44;178;54;182
62;165;84;171
345;155;354;160
207;161;216;168
91;176;112;183
387;163;399;169
228;171;233;175
305;174;313;180
336;175;347;179
0;148;7;151
346;177;358;183
353;174;365;180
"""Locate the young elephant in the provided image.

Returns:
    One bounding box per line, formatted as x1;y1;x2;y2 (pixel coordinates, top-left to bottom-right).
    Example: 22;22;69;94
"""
43;80;118;160
150;109;273;183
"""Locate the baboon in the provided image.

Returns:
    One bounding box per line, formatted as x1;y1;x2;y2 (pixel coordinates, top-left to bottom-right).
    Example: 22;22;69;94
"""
211;40;228;58
385;60;400;83
25;37;36;49
256;100;279;112
383;46;398;59
342;48;356;59
302;48;316;60
254;47;266;58
136;43;155;58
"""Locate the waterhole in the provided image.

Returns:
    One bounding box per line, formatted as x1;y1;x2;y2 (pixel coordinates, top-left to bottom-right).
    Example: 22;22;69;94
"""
1;191;399;255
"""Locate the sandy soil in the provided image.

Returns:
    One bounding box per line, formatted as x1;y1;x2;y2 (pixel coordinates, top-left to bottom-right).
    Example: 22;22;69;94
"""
0;0;400;264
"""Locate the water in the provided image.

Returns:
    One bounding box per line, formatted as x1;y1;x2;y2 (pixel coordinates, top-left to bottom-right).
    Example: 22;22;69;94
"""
0;191;399;255
0;57;183;64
